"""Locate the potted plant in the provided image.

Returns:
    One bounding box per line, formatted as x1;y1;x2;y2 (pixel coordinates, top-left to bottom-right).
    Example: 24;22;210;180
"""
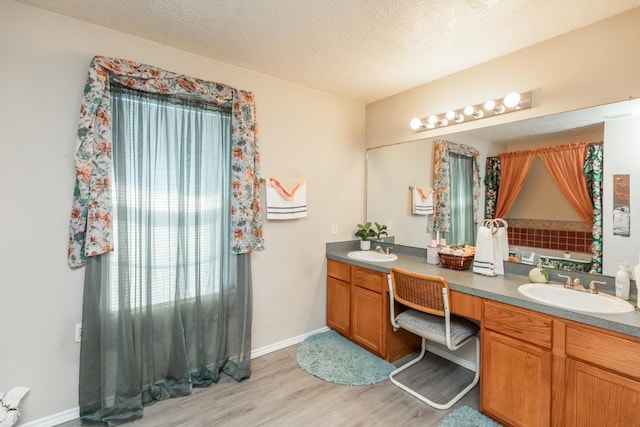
355;222;376;250
355;221;388;250
372;221;388;241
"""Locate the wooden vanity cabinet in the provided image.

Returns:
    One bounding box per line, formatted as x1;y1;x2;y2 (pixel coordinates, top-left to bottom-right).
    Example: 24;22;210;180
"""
326;260;351;337
326;259;418;361
481;300;553;427
564;322;640;427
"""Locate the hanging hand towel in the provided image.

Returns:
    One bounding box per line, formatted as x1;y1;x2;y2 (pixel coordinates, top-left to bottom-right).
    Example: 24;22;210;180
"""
267;177;308;220
495;218;509;261
492;228;504;275
473;224;497;276
411;186;434;215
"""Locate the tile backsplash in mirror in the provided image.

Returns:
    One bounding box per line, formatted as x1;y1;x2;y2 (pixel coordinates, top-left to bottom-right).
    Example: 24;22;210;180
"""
506;218;592;254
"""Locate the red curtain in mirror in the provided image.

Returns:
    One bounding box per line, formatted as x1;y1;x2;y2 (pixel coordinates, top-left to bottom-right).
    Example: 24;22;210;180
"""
494;150;536;218
537;142;593;226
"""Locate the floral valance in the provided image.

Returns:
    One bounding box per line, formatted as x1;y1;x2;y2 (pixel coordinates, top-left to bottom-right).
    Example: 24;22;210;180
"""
430;140;482;233
68;56;264;268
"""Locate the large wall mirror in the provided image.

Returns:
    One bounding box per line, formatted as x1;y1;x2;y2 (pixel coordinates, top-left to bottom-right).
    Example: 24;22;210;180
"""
367;98;640;277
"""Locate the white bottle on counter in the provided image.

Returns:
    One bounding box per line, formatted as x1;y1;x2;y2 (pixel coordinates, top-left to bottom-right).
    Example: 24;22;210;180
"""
615;264;631;300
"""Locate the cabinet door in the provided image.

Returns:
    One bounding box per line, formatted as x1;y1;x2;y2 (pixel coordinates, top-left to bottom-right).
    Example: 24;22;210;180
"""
327;276;350;336
565;358;640;427
351;285;384;355
481;329;552;427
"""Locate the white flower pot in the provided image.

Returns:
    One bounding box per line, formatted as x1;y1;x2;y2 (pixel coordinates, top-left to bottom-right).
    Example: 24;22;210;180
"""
360;240;371;251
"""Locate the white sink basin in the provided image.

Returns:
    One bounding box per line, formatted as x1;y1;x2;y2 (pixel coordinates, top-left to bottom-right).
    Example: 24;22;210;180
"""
347;250;398;263
517;283;635;315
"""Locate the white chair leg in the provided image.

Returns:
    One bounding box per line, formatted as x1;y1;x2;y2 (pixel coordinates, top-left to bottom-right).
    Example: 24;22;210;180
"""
389;336;480;410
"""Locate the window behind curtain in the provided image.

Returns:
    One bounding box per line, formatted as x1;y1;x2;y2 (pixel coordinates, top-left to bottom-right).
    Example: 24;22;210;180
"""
108;85;232;311
446;153;475;245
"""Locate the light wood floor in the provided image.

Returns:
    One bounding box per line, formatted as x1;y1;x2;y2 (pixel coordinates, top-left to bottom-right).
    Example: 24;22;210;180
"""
58;344;479;427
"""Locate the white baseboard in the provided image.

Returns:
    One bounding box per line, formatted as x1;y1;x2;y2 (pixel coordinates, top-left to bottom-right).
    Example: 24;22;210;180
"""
20;407;79;427
250;326;329;359
20;326;330;426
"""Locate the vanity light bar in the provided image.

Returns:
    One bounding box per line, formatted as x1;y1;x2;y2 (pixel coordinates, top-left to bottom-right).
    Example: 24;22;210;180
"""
409;91;533;131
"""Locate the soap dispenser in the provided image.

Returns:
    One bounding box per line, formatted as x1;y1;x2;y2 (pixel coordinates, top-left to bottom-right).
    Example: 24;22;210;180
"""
615;264;631;300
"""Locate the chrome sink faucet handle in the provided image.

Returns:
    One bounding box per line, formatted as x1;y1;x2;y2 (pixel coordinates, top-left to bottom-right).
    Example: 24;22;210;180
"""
557;273;573;288
385;247;393;255
588;280;606;294
375;245;384;254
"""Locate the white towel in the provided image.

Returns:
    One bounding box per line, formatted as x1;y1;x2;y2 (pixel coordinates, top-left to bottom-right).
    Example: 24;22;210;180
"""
473;225;497;276
492;230;504;275
266;177;308;220
412;186;434;215
494;218;509;261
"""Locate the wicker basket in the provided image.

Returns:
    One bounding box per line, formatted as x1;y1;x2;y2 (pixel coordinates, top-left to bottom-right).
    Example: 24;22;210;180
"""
438;253;474;270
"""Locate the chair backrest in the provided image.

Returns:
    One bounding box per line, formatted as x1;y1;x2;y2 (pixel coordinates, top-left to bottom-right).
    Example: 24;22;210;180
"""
389;267;449;317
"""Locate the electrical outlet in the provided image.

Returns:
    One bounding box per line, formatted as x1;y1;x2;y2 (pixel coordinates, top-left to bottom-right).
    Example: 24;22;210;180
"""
331;223;338;235
75;323;82;343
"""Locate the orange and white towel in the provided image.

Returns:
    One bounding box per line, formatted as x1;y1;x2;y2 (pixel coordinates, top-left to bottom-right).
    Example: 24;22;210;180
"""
267;177;308;220
411;186;434;215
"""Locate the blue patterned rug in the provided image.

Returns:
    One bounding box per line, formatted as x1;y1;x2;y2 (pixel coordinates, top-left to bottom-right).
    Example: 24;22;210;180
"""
438;406;502;427
296;330;395;385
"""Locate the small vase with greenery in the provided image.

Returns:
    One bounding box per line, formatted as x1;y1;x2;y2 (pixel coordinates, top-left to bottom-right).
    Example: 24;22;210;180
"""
355;222;388;250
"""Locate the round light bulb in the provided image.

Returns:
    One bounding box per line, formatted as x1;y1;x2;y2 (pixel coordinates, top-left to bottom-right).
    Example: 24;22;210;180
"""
463;106;475;116
445;110;455;120
484;100;496;111
454;113;464;123
439;118;449;126
410;117;423;130
473;110;484;119
428;115;438;124
494;104;506;114
504;92;522;108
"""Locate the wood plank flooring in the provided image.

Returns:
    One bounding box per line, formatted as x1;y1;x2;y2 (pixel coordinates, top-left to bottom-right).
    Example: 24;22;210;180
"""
58;344;479;426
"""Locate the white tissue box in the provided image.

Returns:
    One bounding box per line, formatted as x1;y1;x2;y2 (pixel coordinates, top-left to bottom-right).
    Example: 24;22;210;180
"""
426;246;440;265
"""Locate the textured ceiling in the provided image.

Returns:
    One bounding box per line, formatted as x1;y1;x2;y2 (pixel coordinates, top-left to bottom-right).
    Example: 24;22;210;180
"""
16;0;640;103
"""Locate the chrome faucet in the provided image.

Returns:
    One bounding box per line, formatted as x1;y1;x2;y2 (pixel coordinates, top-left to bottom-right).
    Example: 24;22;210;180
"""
375;245;393;255
558;274;587;292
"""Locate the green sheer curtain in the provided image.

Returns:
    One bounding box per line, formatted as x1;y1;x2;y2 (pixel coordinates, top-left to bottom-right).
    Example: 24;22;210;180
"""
445;153;475;245
79;86;252;425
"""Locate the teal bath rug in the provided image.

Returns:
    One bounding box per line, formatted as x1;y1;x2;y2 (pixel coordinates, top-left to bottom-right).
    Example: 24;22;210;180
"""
438;405;502;427
296;330;395;385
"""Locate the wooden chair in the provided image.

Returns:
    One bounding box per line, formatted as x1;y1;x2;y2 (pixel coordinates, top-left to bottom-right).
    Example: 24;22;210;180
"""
388;267;480;409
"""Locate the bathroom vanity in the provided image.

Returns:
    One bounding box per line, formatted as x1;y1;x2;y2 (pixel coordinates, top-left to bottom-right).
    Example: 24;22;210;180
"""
326;243;640;427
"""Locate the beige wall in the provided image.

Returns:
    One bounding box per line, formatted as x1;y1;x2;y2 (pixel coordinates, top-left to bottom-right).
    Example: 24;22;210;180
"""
366;7;640;149
0;2;364;423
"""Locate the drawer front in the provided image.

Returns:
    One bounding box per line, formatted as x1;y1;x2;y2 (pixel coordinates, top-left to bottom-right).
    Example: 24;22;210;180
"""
566;323;640;380
352;266;385;293
327;259;351;282
450;290;482;321
483;300;553;349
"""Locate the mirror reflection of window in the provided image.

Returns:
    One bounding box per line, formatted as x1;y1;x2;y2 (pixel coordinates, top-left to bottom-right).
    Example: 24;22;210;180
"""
446;153;475;246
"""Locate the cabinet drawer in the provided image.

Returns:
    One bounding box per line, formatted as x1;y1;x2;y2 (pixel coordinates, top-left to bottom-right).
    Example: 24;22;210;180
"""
566;323;640;380
327;259;351;282
450;290;482;321
483;300;552;349
352;266;386;293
